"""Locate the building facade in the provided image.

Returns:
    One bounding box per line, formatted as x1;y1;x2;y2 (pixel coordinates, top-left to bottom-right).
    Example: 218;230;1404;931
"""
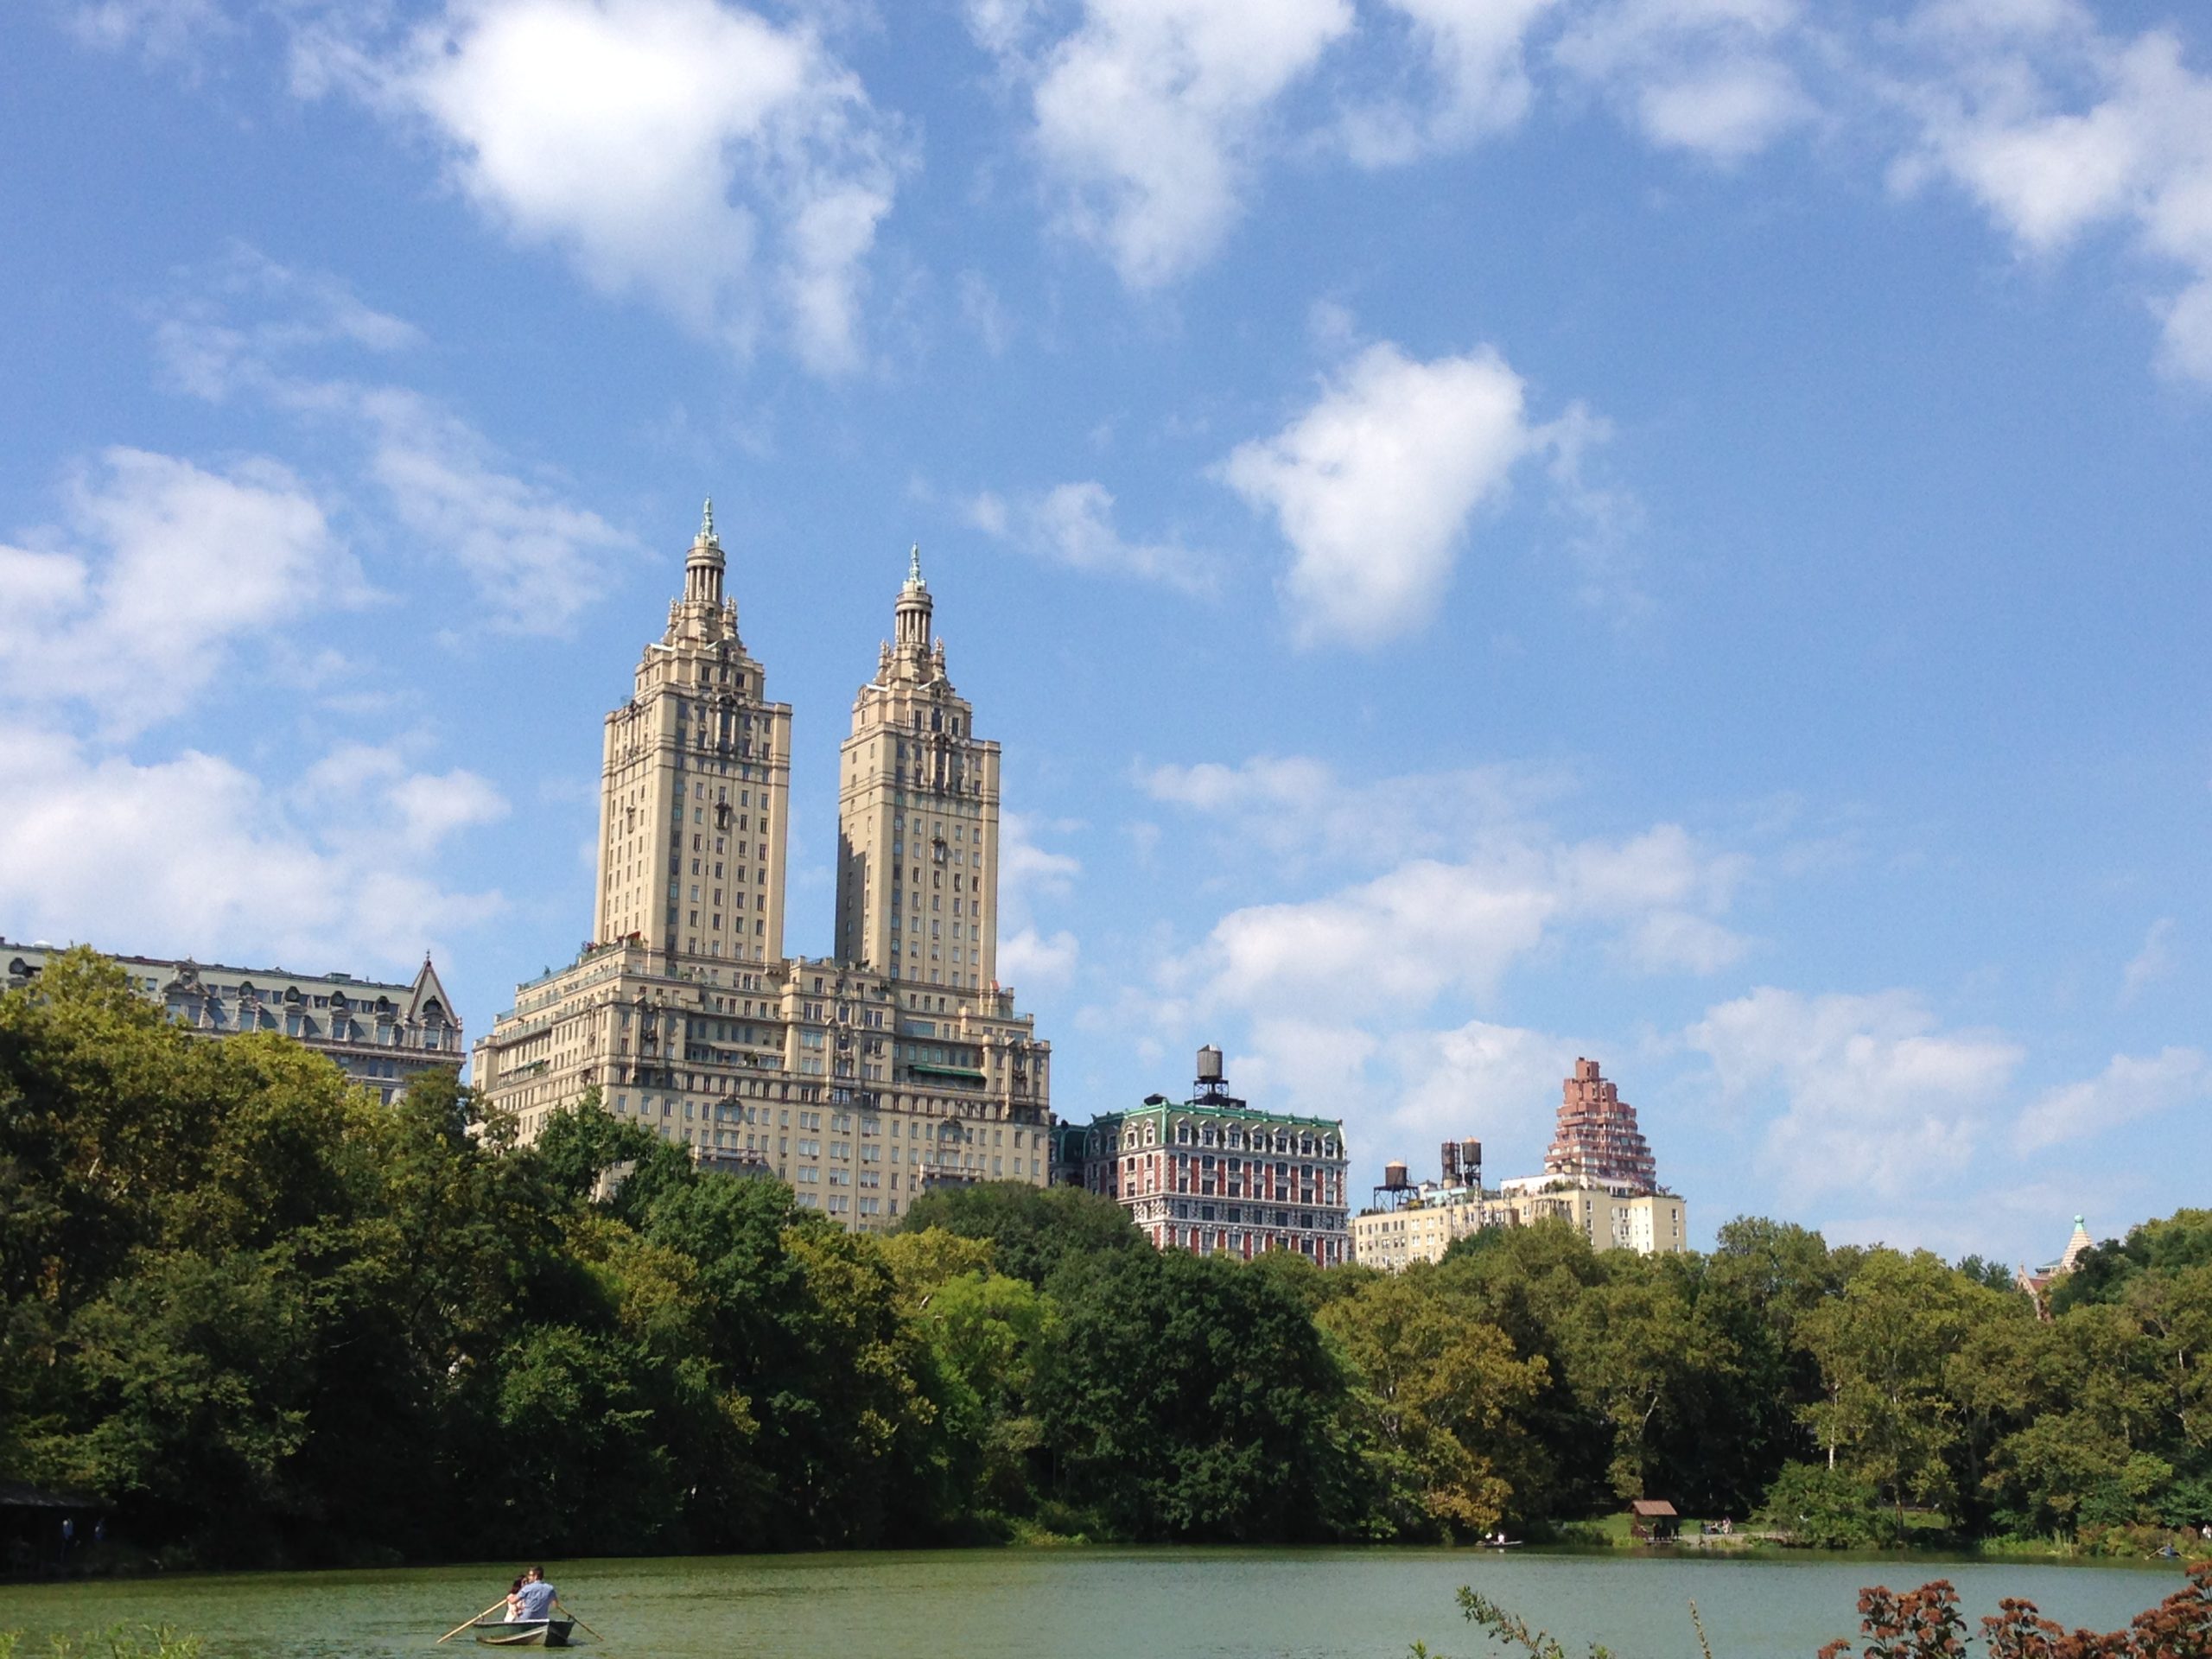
1;940;461;1103
835;548;1001;989
1490;1176;1689;1255
470;507;1054;1230
1543;1058;1658;1192
1058;1047;1351;1264
1350;1184;1484;1269
1355;1059;1690;1267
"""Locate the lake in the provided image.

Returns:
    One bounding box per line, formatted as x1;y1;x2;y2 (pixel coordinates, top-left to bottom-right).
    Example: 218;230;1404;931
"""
0;1547;2190;1659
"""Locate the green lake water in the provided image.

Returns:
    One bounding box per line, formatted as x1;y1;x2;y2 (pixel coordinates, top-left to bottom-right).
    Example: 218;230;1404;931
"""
0;1548;2190;1659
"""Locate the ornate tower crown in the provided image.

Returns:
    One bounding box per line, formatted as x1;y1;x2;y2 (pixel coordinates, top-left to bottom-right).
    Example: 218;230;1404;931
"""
684;497;725;607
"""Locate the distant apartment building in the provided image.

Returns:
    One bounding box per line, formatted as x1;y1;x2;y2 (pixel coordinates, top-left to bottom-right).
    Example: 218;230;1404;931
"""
1544;1058;1658;1191
1;938;462;1103
1355;1059;1690;1267
1489;1175;1689;1255
1058;1046;1351;1264
1351;1139;1485;1270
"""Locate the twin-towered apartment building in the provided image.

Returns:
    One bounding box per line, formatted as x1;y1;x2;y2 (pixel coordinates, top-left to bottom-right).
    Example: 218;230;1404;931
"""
468;506;1053;1225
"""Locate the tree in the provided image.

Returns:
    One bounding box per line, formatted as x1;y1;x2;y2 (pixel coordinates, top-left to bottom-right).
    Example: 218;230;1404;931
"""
893;1181;1143;1287
1317;1268;1546;1537
1800;1249;1993;1526
1037;1248;1365;1541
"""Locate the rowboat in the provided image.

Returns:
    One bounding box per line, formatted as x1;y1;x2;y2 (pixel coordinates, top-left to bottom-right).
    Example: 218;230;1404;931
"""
471;1620;575;1648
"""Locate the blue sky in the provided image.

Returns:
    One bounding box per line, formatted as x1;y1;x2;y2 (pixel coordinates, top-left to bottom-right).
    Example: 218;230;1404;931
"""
2;0;2206;1263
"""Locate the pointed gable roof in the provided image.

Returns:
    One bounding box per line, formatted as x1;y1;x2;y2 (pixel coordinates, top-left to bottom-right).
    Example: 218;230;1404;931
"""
406;954;454;1026
2058;1215;2095;1275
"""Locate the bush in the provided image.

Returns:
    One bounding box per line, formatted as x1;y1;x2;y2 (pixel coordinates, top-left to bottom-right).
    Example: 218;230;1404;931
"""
1762;1461;1901;1549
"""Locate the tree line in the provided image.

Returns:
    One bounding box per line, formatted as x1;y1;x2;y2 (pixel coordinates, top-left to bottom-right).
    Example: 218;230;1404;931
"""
2;951;2207;1567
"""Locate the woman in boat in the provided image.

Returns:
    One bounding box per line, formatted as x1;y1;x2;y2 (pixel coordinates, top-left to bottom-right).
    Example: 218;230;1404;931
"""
505;1579;524;1622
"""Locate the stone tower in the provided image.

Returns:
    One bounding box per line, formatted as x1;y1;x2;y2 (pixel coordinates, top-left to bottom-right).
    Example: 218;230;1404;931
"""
833;548;1002;988
1542;1058;1658;1193
592;502;793;968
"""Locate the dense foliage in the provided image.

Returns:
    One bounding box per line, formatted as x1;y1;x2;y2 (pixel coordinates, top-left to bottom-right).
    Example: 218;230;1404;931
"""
1438;1565;2212;1659
3;952;2209;1567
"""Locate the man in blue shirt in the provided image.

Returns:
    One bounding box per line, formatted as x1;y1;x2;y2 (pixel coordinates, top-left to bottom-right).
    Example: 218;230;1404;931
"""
513;1568;559;1623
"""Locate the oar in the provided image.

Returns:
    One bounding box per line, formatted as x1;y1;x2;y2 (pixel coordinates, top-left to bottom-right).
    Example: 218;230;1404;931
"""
438;1599;512;1643
553;1600;603;1642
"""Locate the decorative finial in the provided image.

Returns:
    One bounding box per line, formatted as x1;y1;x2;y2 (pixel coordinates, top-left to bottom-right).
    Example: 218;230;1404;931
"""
700;498;717;543
908;542;923;584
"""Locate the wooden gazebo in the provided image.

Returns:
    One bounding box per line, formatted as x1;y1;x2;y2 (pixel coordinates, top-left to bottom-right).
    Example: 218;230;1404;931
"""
1630;1497;1680;1541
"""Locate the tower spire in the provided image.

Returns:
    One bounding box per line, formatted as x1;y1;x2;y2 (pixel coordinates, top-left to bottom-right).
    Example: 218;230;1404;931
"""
683;499;726;608
893;542;933;655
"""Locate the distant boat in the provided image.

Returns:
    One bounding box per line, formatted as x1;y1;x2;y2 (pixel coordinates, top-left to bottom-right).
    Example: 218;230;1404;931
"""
1478;1538;1522;1548
472;1620;575;1648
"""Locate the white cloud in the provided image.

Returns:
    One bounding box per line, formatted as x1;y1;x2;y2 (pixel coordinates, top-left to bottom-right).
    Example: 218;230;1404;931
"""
968;480;1207;590
308;0;902;372
2120;916;2175;1002
353;388;637;634
0;448;362;736
1386;1017;1577;1153
153;244;423;401
1554;0;1812;162
68;0;232;68
1338;0;1561;166
1000;926;1080;992
1899;18;2212;381
1168;821;1745;1021
2017;1046;2210;1151
975;0;1354;288
154;256;638;634
1140;752;1567;868
1221;340;1557;646
298;741;512;854
0;727;504;975
996;811;1081;993
1687;987;2023;1199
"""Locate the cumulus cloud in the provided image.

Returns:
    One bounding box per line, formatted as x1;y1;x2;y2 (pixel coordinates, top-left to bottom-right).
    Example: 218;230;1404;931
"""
972;0;1353;288
1000;926;1080;993
300;0;903;372
1342;0;1560;164
996;810;1081;992
0;448;363;736
1897;13;2212;381
1386;1017;1579;1152
1688;987;2023;1199
0;726;505;974
968;480;1208;590
2017;1046;2210;1151
1168;820;1745;1021
1554;0;1812;162
1221;341;1563;646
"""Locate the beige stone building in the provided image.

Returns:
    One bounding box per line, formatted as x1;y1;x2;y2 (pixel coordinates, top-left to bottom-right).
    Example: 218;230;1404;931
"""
3;940;461;1103
1350;1185;1484;1270
835;548;1001;989
1490;1176;1689;1255
472;507;1053;1229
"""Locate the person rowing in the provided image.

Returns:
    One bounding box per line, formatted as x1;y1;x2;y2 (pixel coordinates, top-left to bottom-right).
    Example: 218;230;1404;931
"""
513;1567;559;1623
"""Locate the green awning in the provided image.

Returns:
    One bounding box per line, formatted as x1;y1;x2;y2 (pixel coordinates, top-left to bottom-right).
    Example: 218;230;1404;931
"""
910;1062;987;1082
